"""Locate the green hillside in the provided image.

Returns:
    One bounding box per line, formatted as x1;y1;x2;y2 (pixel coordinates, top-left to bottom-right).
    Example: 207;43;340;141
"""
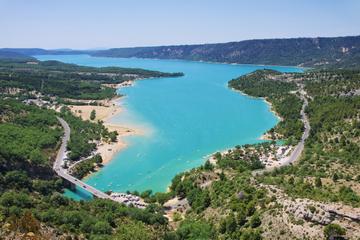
93;36;360;69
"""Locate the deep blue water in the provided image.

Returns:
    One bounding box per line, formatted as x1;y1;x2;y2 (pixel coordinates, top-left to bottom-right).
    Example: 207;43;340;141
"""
35;55;302;199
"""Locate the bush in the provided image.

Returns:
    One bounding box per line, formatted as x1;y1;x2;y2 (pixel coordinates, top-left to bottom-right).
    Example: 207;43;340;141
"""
173;212;182;222
93;221;112;235
324;223;346;239
203;160;214;171
175;219;215;240
249;214;261;228
315;177;322;187
90;109;96;120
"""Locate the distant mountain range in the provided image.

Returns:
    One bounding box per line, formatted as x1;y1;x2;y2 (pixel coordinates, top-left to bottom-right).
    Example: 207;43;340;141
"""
0;50;37;61
1;35;360;68
0;48;88;57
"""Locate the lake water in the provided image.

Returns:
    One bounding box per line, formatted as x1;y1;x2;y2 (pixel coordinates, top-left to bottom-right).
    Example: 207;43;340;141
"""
35;55;302;199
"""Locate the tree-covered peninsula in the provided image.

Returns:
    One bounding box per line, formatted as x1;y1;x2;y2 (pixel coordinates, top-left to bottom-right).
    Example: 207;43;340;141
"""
0;58;183;100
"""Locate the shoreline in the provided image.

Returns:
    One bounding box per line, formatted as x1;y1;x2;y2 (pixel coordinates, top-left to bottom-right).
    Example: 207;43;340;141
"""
71;70;286;184
81;82;283;183
205;141;294;171
202;87;287;169
90;54;309;70
207;85;307;171
163;87;285;191
229;87;283;140
68;93;141;165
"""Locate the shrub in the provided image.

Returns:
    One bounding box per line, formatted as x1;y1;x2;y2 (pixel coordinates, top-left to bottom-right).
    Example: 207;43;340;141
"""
323;223;346;239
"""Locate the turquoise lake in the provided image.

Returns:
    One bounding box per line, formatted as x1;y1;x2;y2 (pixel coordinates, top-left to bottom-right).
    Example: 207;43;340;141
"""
35;55;302;200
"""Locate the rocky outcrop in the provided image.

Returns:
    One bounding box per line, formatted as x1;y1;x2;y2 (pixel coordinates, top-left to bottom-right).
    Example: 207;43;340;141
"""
264;185;360;226
283;201;333;225
322;206;360;223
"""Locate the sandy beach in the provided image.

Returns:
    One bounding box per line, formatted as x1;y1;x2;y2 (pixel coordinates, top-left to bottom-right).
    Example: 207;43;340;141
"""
69;97;122;122
68;96;141;165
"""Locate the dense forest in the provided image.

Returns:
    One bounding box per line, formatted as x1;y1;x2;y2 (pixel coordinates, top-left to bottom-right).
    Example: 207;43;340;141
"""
257;70;360;206
0;100;62;172
0;99;172;239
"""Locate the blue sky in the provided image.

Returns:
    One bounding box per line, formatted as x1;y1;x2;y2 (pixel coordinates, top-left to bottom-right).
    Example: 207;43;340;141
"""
0;0;359;49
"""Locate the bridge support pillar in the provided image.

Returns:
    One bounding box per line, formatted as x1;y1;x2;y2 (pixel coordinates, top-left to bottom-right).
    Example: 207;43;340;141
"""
70;182;76;191
63;178;76;192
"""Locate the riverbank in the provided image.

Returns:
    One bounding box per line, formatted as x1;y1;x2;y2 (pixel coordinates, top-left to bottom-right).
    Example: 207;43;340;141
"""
229;86;283;141
68;96;141;165
38;54;300;196
207;86;296;169
259;98;284;141
207;143;294;170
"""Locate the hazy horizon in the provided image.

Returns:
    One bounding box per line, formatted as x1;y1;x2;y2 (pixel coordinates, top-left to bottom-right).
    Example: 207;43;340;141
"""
1;0;359;49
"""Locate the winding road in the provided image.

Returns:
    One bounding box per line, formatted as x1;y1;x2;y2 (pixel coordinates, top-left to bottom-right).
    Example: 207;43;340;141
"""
282;85;310;165
54;117;111;200
253;85;310;174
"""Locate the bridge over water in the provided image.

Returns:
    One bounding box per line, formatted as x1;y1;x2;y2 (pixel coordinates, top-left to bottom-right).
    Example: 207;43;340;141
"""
54;117;112;200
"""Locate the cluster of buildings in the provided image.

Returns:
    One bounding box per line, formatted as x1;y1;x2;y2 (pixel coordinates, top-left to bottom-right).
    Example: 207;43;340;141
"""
110;192;147;209
23;98;50;107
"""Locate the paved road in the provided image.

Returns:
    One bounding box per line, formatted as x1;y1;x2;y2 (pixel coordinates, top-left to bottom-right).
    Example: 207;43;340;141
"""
253;86;310;175
54;117;111;200
281;85;310;166
67;155;94;174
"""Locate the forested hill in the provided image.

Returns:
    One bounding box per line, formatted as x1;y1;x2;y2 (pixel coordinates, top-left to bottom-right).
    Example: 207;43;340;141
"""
0;48;88;56
92;35;360;69
2;35;360;68
0;50;36;61
0;58;183;100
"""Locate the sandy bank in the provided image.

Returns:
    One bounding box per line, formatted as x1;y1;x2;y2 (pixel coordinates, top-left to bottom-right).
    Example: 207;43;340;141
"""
68;97;141;165
69;99;122;122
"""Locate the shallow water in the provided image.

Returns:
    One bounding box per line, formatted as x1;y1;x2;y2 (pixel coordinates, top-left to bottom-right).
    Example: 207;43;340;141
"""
35;55;302;199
